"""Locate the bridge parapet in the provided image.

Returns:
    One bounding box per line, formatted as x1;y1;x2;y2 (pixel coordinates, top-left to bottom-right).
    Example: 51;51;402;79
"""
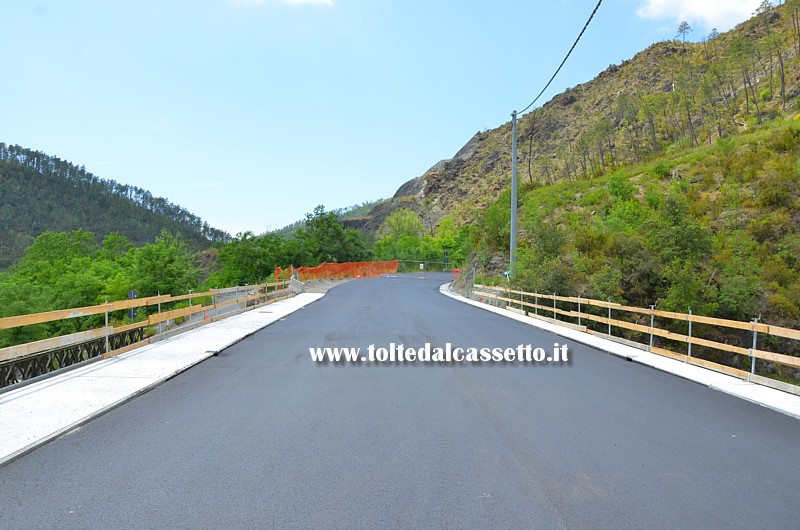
472;284;800;396
0;281;291;389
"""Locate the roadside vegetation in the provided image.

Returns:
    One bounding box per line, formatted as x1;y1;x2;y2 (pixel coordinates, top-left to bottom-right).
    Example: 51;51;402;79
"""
488;120;800;331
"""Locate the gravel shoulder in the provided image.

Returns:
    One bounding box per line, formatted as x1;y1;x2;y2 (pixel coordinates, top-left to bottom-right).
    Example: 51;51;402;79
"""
299;278;353;293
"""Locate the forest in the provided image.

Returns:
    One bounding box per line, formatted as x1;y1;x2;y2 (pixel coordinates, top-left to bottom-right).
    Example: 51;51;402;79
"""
0;143;230;269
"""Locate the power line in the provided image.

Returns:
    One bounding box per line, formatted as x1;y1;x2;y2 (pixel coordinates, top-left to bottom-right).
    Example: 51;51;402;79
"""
510;0;604;273
519;0;604;115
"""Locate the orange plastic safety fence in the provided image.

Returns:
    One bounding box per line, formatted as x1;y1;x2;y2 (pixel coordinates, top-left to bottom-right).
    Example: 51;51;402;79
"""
275;260;399;281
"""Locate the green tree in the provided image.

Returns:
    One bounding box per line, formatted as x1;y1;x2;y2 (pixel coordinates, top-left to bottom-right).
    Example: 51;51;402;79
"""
133;230;200;296
643;193;712;263
479;192;511;252
659;261;718;315
379;209;424;240
677;21;692;65
212;231;265;286
98;232;135;262
431;217;473;266
14;230;98;285
755;0;774;16
295;205;370;265
0;276;48;346
585;264;624;302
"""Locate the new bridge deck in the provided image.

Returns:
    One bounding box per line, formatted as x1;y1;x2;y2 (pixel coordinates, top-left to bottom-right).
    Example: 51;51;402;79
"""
1;273;798;528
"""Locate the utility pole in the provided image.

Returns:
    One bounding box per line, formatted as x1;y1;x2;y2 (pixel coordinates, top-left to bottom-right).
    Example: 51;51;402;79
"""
510;110;518;272
503;0;602;273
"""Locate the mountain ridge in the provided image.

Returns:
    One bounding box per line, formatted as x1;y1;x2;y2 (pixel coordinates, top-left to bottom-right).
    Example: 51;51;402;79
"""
0;143;230;268
353;2;800;233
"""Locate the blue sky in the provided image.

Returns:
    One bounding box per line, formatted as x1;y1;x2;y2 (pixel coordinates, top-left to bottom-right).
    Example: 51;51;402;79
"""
1;0;765;236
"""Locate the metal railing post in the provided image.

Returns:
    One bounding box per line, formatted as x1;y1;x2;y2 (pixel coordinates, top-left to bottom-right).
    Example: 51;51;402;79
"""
553;293;557;321
577;297;582;328
750;318;759;378
649;305;655;351
188;289;193;324
687;308;692;360
608;298;612;336
158;291;162;335
534;293;538;316
104;300;109;355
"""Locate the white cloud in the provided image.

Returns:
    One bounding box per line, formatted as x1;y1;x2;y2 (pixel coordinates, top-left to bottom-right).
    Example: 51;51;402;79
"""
637;0;762;32
231;0;333;6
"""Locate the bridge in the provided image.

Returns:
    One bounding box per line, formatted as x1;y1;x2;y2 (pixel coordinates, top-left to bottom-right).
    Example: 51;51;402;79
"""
1;273;799;528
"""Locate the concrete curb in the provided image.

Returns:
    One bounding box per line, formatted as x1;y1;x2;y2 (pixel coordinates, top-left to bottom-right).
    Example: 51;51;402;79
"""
0;293;324;467
440;283;800;421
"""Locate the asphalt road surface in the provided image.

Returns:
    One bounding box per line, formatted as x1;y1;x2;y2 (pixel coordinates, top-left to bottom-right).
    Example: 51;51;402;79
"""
1;273;799;529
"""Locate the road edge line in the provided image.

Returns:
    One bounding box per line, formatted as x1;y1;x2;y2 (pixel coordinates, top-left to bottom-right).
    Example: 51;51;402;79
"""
439;283;800;421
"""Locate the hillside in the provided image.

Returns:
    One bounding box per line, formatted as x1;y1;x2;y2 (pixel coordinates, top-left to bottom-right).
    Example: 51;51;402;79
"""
357;2;800;232
0;143;230;269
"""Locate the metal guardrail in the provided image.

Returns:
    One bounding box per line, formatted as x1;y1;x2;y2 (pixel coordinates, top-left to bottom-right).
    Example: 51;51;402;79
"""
472;284;800;396
0;281;291;389
0;326;145;388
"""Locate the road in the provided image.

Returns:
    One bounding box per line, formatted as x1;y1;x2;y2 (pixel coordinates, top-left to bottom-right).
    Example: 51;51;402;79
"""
1;273;798;528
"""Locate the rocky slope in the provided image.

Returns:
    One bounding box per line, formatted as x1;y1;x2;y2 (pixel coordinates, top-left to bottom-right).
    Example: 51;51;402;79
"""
349;3;800;233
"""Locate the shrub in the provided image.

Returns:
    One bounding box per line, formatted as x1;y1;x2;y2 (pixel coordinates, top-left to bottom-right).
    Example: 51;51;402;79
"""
608;173;635;202
766;292;800;321
757;167;797;209
585;264;624;302
716;137;735;154
514;251;577;296
659;261;719;316
651;162;671;179
770;126;800;153
747;211;794;243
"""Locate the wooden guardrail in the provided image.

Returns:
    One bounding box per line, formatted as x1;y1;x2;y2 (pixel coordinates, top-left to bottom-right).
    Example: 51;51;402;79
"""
472;285;800;395
0;280;291;366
